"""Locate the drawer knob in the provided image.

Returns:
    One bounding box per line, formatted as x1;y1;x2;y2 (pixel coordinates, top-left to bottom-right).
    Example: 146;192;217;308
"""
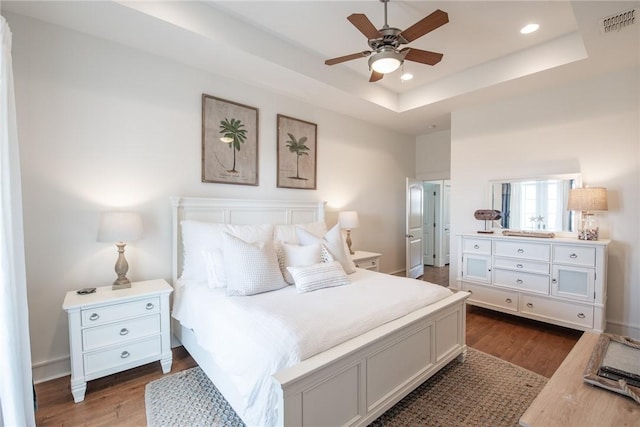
89;313;100;321
552;278;558;284
516;264;523;269
119;328;129;336
527;302;533;308
474;244;479;249
570;253;578;259
146;303;154;310
516;279;523;284
355;264;360;268
120;351;130;359
517;248;524;254
505;298;512;303
372;261;376;265
577;312;586;319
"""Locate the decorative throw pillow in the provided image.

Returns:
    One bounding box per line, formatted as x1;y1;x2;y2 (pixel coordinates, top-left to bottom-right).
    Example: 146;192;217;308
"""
278;242;322;284
202;249;227;288
297;224;356;274
287;261;350;293
180;220;273;282
222;232;287;296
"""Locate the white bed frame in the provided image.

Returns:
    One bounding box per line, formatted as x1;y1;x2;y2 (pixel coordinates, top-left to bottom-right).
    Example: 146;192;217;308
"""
171;197;469;427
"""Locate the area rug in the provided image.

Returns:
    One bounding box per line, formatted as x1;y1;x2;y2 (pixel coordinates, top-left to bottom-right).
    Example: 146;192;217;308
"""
145;348;547;427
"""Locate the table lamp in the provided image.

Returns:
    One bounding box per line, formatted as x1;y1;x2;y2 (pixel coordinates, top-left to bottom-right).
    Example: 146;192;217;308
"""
97;212;143;289
338;211;360;255
567;187;608;240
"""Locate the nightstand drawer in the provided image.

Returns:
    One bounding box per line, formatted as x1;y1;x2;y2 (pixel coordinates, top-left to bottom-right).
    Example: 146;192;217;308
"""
354;258;378;270
81;296;159;326
84;335;161;377
82;314;160;351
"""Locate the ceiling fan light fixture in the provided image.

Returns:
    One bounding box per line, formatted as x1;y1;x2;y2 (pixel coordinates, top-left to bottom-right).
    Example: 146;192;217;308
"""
369;50;403;74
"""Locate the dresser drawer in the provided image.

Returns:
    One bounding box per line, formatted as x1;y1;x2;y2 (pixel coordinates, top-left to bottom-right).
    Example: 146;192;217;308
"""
520;295;594;329
464;283;518;312
84;335;161;377
82;314;160;351
493;269;549;294
463;238;491;255
493;257;549;274
494;241;550;261
81;296;159;326
553;245;596;267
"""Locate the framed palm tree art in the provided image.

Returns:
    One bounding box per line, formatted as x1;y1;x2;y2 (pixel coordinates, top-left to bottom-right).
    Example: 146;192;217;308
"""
277;114;317;190
202;94;259;185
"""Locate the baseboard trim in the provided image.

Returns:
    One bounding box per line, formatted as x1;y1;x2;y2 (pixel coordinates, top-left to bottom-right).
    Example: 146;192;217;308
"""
605;319;640;339
32;355;70;384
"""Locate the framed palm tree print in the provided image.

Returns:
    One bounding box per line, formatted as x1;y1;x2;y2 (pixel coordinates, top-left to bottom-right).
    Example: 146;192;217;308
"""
202;94;259;185
277;114;317;190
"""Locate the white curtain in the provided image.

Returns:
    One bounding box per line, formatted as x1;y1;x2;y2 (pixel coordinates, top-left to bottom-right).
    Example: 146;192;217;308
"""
0;15;36;427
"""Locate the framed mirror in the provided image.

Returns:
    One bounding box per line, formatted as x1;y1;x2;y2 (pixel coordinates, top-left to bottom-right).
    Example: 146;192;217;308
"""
490;174;581;233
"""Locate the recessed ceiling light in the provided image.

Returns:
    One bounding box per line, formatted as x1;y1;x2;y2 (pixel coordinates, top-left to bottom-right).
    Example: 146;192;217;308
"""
520;23;540;34
400;72;414;82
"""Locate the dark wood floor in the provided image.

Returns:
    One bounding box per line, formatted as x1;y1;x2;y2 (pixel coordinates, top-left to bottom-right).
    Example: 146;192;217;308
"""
34;265;581;426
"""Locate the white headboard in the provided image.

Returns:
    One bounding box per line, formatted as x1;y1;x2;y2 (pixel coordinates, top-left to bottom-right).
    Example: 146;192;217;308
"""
171;197;326;285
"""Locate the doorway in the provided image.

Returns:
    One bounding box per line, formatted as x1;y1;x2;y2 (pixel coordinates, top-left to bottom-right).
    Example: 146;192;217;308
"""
422;180;450;267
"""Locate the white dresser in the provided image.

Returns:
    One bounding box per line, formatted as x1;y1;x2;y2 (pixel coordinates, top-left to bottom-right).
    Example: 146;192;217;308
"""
62;279;173;402
457;233;609;332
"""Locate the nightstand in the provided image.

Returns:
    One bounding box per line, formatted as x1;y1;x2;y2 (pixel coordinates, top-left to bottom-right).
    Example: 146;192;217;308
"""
62;279;173;403
351;250;382;271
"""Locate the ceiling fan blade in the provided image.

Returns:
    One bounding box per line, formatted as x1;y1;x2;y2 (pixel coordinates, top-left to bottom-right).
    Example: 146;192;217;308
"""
369;71;384;82
325;51;371;66
403;48;443;66
399;9;449;43
347;13;381;40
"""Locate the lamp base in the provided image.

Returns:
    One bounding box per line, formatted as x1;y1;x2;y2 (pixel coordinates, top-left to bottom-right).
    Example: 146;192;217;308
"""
112;278;131;290
578;214;599;241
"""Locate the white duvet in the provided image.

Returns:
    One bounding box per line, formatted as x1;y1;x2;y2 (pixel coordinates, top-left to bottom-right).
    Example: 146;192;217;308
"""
172;268;453;426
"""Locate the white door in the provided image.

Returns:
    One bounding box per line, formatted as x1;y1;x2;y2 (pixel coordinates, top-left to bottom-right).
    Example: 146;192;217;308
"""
406;178;424;278
423;183;437;266
443;180;451;265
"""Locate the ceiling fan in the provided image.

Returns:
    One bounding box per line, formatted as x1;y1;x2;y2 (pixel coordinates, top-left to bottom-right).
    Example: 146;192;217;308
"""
325;0;449;82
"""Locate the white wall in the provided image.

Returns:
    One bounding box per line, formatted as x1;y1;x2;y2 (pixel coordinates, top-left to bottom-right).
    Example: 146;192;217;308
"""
415;130;451;181
450;66;640;337
6;12;415;382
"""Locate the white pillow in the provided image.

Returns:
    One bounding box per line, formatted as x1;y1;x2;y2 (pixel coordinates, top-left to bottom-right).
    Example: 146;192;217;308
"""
180;220;273;282
222;232;287;296
277;242;322;284
297;224;357;274
274;221;327;244
202;249;227;288
287;261;350;293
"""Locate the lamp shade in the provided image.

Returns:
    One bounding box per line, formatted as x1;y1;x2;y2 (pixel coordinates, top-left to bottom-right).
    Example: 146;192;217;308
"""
338;211;360;230
97;212;143;243
567;188;608;212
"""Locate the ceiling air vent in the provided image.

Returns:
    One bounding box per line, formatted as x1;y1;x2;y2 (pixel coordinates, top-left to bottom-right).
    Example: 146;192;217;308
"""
600;8;636;34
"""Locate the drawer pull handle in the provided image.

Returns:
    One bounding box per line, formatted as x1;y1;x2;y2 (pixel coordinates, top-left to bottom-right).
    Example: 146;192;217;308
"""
120;351;130;359
516;264;523;269
527;302;533;308
372;261;376;265
119;328;129;336
516;279;523;284
517;248;524;254
146;303;154;310
474;244;479;249
505;298;512;303
577;312;586;319
89;313;100;321
552;278;558;284
570;253;578;259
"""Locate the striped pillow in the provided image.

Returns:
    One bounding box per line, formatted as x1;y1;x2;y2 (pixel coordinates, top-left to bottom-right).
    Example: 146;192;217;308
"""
287;261;350;293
